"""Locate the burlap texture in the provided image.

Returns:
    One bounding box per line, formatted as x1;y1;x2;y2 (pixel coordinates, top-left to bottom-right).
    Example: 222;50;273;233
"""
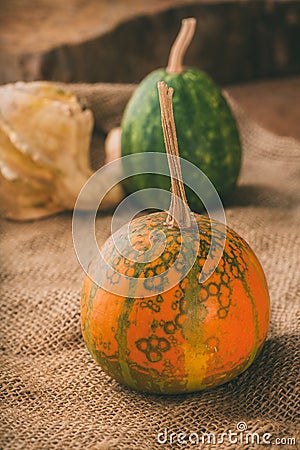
1;83;299;449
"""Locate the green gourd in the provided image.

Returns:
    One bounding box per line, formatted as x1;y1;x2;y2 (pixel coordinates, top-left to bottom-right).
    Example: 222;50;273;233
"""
121;18;242;211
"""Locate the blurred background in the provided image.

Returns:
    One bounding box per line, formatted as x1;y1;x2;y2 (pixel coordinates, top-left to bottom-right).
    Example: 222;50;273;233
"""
1;0;300;140
1;0;300;84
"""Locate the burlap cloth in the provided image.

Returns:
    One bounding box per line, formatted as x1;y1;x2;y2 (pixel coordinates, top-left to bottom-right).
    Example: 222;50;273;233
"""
1;83;299;450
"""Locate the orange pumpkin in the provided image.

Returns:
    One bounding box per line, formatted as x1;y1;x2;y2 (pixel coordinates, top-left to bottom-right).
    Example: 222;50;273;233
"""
80;82;270;394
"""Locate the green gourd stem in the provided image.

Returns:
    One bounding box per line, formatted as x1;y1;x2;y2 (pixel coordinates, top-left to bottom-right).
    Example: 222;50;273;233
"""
157;81;191;228
166;18;197;74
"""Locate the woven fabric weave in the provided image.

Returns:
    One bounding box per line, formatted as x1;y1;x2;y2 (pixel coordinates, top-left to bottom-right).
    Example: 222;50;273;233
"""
1;83;299;450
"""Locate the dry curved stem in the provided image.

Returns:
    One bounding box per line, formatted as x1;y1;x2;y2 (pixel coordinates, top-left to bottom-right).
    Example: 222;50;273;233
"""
166;18;197;74
157;81;191;228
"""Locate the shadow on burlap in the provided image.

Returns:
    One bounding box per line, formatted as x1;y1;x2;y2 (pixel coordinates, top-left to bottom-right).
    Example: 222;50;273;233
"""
0;83;299;450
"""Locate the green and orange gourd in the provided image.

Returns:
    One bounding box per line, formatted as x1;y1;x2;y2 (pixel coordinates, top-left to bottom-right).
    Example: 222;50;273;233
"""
81;82;270;395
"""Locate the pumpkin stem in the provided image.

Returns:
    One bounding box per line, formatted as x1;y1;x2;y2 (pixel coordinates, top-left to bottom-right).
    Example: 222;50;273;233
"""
157;81;192;228
166;18;197;74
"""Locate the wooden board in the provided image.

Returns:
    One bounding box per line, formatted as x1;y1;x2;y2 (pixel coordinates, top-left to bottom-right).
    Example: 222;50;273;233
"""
1;0;300;85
